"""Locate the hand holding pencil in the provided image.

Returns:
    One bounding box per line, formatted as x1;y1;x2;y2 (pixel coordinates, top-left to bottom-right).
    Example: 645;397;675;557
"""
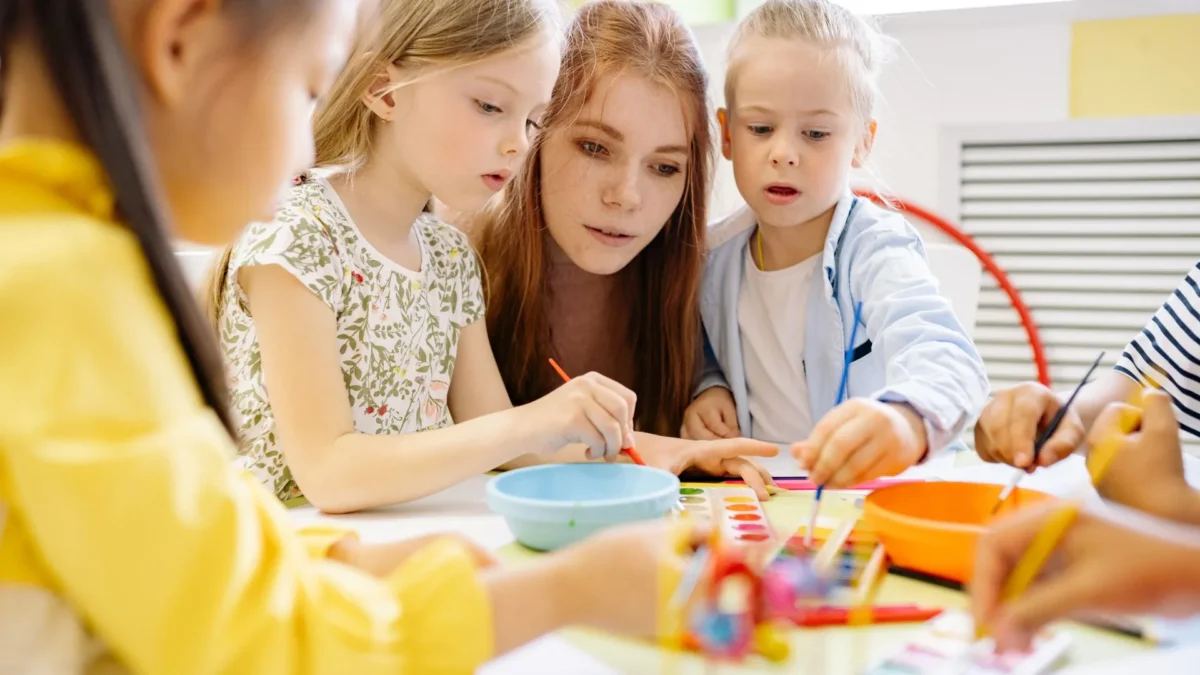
971;501;1200;652
1089;389;1200;524
547;359;646;464
530;361;640;462
974;386;1200;651
975;382;1089;470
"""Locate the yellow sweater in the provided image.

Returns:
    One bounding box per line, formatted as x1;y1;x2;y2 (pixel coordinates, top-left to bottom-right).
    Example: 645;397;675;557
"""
0;140;493;674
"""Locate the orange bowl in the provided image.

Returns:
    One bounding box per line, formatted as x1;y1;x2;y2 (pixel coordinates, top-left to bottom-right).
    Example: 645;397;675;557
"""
862;481;1053;584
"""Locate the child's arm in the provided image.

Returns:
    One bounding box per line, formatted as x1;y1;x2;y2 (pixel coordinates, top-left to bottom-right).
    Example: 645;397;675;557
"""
977;264;1200;470
0;223;705;675
441;315;553;471
242;264;634;512
394;286;777;494
695;325;732;396
797;225;989;487
850;231;989;452
975;372;1137;470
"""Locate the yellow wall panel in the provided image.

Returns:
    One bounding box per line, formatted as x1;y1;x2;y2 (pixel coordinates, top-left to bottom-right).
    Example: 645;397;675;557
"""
1071;14;1200;118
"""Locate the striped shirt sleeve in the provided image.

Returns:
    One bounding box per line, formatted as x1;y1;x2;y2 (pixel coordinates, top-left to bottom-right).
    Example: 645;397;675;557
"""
1114;263;1200;438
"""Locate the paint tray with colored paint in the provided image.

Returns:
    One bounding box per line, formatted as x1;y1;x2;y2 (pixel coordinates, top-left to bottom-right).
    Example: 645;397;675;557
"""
676;485;775;544
791;524;880;591
865;610;1071;675
773;516;889;615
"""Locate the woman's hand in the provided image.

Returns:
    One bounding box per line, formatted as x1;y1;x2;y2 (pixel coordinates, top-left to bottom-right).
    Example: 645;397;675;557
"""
972;501;1200;653
681;387;741;440
975;383;1085;470
1089;390;1200;525
793;399;927;488
524;372;638;460
641;436;779;500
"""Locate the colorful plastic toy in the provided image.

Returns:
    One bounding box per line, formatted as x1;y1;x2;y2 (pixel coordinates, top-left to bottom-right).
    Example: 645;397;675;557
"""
674;535;838;662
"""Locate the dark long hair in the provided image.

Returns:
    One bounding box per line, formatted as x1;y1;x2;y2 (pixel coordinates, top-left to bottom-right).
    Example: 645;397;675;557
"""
476;1;713;436
0;1;312;435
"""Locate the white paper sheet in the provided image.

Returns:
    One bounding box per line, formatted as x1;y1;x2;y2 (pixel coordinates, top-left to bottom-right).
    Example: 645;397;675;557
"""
1056;643;1200;674
477;636;621;675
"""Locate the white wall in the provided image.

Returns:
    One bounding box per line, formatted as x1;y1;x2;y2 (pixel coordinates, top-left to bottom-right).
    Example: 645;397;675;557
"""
695;0;1200;234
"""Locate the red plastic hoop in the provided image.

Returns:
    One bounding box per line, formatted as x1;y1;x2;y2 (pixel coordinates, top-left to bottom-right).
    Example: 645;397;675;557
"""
853;189;1051;387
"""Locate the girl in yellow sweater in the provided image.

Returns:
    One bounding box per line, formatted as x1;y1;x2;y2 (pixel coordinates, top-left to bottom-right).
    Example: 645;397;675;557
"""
0;1;700;673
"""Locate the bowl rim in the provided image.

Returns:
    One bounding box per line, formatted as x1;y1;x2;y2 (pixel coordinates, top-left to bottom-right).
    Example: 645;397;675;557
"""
487;463;680;511
864;481;1049;536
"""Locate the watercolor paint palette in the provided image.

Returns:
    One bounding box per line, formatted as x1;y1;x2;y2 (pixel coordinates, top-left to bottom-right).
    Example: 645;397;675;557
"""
782;522;880;591
676;484;775;544
866;610;1071;675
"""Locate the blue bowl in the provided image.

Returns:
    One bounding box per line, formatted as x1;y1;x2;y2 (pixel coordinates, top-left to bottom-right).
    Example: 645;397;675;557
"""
486;463;681;551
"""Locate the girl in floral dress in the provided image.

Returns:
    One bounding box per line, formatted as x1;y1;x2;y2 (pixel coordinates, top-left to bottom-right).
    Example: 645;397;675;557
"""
208;0;778;511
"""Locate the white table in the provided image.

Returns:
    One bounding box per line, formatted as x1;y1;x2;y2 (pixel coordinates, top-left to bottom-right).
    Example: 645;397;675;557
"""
286;453;1200;674
289;473;516;547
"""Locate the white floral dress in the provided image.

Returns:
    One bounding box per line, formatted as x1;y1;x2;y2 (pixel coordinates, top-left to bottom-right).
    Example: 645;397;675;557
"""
218;174;485;500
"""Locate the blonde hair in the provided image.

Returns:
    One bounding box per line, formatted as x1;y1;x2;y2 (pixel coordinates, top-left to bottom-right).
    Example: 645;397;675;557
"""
203;0;561;324
725;0;893;125
314;0;560;169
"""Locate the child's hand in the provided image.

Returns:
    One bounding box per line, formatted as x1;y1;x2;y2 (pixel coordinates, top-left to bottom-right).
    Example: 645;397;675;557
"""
1089;390;1200;524
527;372;637;460
792;399;927;488
972;501;1200;653
681;387;740;440
553;519;710;638
975;383;1085;470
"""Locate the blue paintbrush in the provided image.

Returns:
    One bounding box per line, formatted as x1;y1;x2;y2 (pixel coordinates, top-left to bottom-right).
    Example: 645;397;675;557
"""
804;300;864;548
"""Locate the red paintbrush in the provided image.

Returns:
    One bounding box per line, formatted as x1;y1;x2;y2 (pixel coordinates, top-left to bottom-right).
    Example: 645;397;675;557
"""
548;358;646;466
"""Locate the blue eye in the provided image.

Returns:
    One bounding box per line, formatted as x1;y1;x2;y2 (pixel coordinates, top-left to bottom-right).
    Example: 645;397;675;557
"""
579;140;606;155
806;130;831;141
654;164;681;177
476;100;502;115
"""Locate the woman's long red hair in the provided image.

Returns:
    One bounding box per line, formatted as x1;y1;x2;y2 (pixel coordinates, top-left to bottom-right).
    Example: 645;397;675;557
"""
475;0;712;436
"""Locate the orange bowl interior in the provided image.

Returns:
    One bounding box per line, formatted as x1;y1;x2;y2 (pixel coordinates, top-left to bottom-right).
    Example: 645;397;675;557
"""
862;481;1053;584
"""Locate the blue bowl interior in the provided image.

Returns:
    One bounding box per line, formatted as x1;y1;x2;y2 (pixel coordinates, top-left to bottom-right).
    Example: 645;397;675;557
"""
487;464;681;551
490;463;677;505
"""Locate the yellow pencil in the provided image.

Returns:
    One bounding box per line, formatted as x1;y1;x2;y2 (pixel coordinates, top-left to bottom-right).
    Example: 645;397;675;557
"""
985;384;1152;638
1000;500;1080;602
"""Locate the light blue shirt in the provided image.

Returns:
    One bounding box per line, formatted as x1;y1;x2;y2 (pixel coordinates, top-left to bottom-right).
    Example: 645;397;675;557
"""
698;193;989;454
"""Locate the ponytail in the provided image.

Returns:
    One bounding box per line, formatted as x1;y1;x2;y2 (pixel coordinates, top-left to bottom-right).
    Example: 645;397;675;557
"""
12;1;236;435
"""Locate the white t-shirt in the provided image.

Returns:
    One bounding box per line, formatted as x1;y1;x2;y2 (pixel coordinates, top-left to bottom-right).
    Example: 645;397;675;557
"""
738;246;821;443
